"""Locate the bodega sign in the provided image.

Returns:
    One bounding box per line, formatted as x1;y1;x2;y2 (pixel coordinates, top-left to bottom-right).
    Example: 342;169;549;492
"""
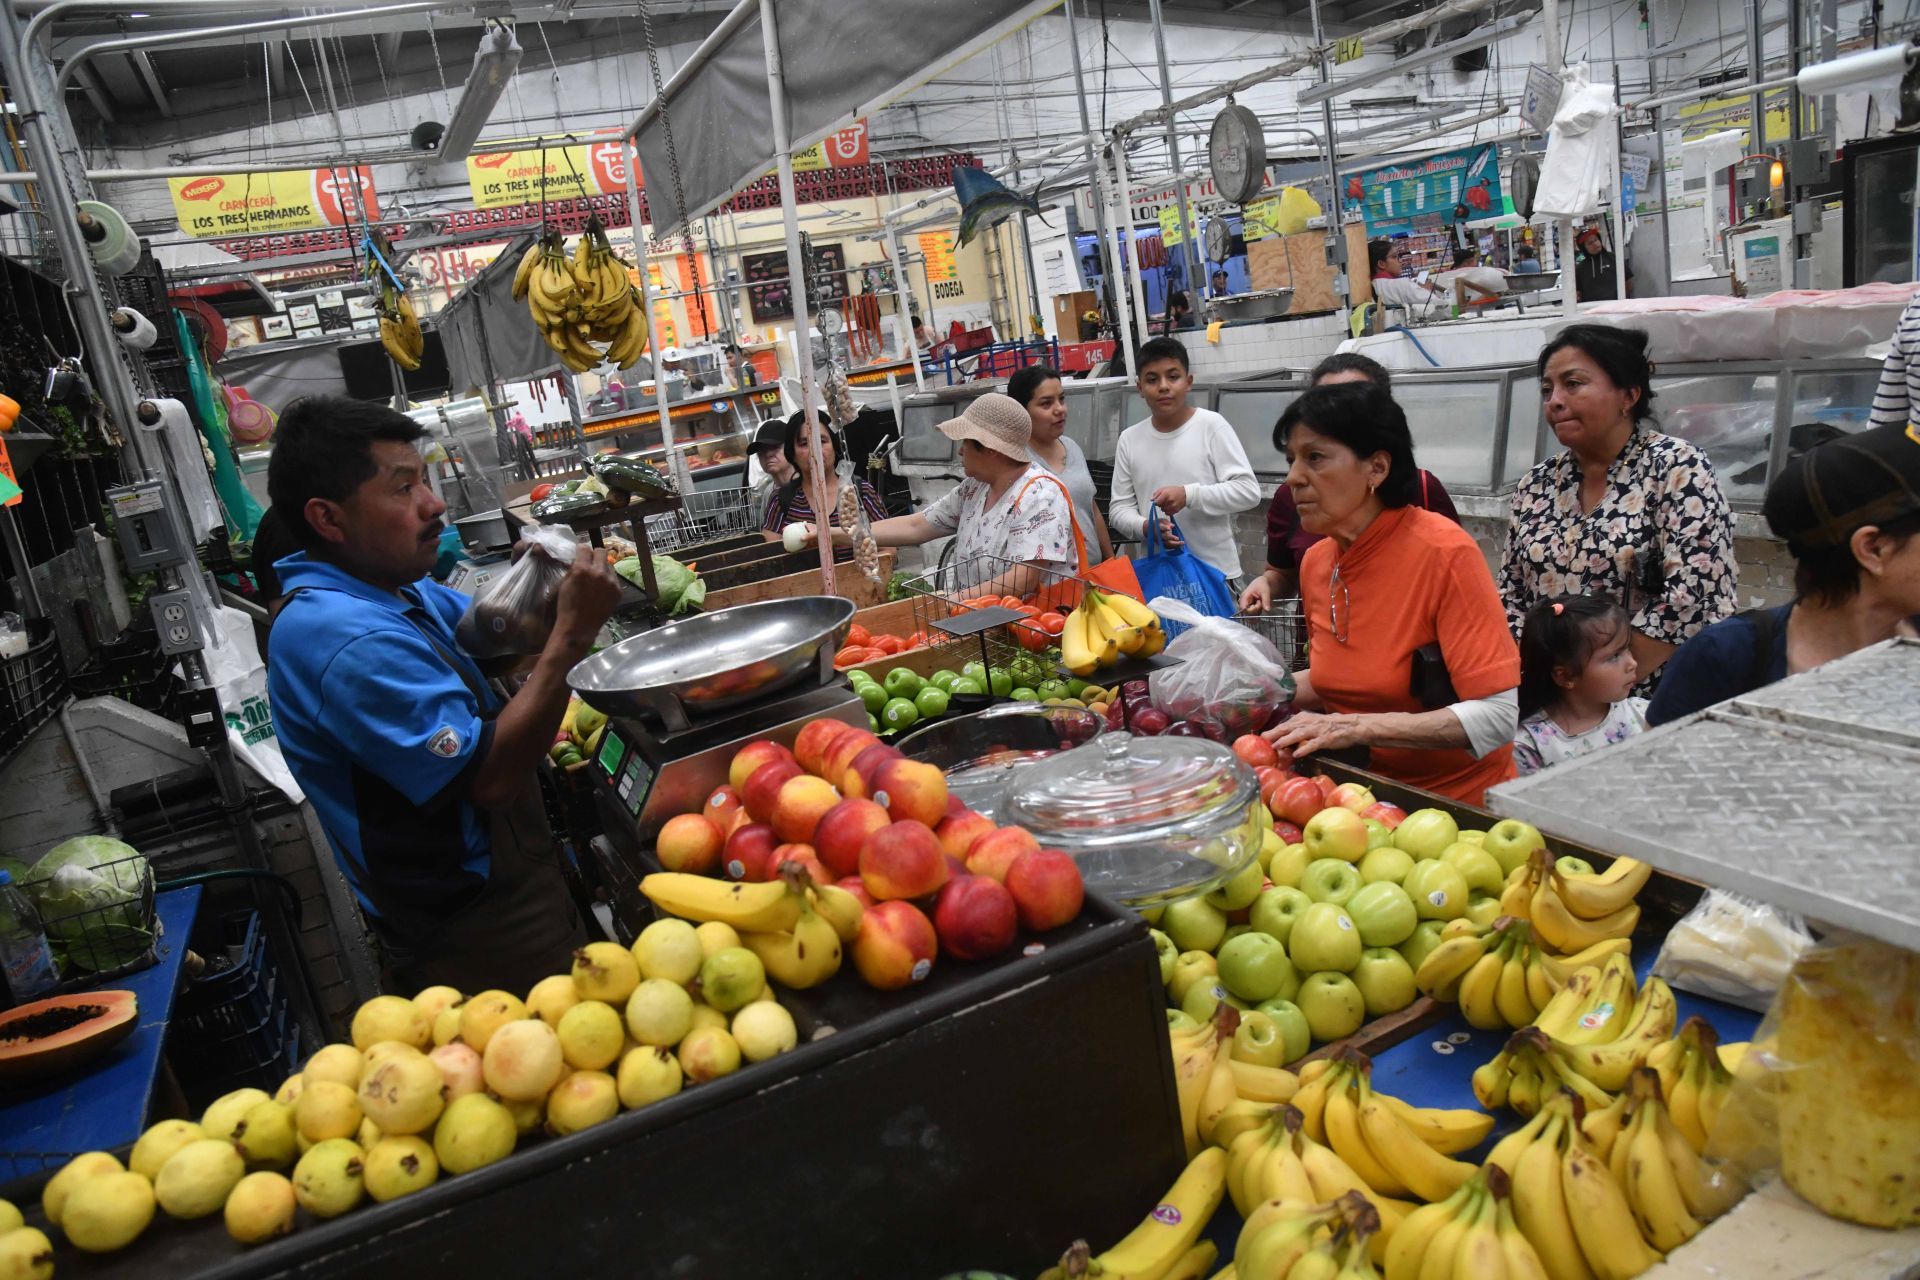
168;166;379;239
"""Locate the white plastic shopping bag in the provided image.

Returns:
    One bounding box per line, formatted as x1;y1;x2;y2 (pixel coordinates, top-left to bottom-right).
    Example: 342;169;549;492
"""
198;604;304;803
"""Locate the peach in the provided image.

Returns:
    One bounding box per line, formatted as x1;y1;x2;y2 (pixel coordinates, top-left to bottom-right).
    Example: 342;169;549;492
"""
964;825;1041;882
722;822;779;882
933;874;1019;961
813;797;891;879
840;743;902;800
793;718;855;778
742;760;802;824
1270;777;1325;827
822;731;883;790
835;875;878;909
766;844;828;886
770;774;840;845
1005;848;1084;932
702;785;743;832
859;820;950;901
728;740;794;794
870;757;949;828
944;792;968;819
935;811;996;862
656;813;724;875
851;900;938;990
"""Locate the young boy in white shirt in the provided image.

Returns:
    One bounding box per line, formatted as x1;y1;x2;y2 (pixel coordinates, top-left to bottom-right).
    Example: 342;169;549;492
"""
1108;337;1262;586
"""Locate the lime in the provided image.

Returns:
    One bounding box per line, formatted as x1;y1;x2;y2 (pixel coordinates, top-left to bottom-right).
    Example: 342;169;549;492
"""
857;682;890;715
1009;687;1040;702
961;660;987;684
884;668;925;699
987;667;1014;697
1066;678;1089;698
928;669;960;693
1037;679;1070;701
949;676;985;696
881;697;921;730
914;686;950;719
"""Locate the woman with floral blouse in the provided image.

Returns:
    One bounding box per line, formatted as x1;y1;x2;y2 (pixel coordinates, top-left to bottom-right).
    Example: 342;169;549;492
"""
1498;325;1736;689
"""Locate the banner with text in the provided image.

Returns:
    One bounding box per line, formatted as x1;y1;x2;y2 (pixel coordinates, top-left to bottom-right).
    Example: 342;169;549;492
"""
1343;144;1502;238
467;141;632;210
793;121;872;172
169;167;379;239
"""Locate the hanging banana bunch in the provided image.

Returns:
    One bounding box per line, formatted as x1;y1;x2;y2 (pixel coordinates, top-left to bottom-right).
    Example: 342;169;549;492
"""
513;220;648;375
363;232;425;373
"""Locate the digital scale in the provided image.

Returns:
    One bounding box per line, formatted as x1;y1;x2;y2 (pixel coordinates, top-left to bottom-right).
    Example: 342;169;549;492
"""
444;551;510;596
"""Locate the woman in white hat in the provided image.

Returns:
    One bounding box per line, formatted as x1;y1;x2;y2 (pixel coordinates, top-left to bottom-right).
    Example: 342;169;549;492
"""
814;392;1077;598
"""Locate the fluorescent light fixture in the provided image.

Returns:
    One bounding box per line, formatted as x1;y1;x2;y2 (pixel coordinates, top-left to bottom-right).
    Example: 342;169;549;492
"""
437;23;522;160
1298;14;1534;106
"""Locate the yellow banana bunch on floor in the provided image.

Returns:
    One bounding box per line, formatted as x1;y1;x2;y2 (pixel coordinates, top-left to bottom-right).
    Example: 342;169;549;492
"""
1490;1088;1665;1280
1049;1147;1227;1280
1610;1067;1747;1252
1644;1017;1736;1153
1383;1164;1552;1280
1062;590;1165;675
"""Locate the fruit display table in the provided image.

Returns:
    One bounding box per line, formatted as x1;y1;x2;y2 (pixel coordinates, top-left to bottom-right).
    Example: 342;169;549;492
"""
1;885;203;1184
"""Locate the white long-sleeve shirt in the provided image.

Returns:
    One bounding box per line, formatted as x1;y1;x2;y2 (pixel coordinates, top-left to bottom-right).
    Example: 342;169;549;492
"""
1108;407;1261;580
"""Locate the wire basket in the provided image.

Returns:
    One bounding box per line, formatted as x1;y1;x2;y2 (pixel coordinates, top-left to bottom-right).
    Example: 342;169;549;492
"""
642;485;763;554
1234;601;1309;672
902;551;1089;673
14;851;160;987
0;617;66;759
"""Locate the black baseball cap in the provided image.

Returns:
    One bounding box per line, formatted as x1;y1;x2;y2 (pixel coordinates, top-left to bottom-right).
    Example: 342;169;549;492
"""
1765;421;1920;550
751;419;786;455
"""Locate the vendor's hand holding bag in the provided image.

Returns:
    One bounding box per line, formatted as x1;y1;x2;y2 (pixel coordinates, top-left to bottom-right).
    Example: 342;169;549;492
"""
1131;504;1237;619
456;523;578;658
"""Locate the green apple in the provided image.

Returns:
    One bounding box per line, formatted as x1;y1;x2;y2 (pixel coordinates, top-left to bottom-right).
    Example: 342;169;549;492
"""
1221;923;1254;947
1150;928;1178;986
1217;932;1299;1004
1168;951;1218;1006
1464;895;1502;929
1296;971;1367;1042
1248;886;1313;947
949;676;985;696
1350;947;1418;1017
1257;828;1285;875
1299;858;1361;907
1358;846;1414;885
1161;897;1228;953
1167;1009;1199;1033
1139;906;1165;926
1231;1011;1290;1068
883;668;924;699
1302;807;1370;863
1439;842;1506;895
1457;830;1487;845
1288;902;1363;973
1254;998;1313;1062
1392;808;1460;861
1181;980;1249;1023
1363;819;1395;852
961;660;987;684
1345;880;1418;947
1266;842;1310;890
1481;819;1544;876
1404;859;1470;921
1397;920;1448;973
1557;855;1596;878
1251;802;1274;835
1207;857;1266;911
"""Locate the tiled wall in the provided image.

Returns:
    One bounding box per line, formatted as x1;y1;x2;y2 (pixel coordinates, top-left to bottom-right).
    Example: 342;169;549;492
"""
1187;312;1352;380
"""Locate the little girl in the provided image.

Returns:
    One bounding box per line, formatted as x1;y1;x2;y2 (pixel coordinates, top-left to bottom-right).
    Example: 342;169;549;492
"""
1513;595;1648;775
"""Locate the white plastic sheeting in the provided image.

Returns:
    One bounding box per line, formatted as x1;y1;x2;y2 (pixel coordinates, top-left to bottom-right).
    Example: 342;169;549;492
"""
1535;64;1618;219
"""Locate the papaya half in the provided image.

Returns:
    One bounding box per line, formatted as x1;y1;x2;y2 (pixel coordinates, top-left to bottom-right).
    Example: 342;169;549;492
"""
0;989;138;1084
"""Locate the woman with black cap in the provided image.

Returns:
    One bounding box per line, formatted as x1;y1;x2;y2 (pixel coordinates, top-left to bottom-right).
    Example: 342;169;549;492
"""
747;417;793;515
1647;422;1920;724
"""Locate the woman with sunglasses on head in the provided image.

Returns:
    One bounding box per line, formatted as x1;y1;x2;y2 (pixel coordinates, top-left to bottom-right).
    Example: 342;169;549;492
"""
1261;383;1521;805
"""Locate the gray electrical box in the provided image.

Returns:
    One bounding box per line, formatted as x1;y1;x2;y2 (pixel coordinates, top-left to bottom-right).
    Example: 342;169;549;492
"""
150;589;204;655
106;481;191;571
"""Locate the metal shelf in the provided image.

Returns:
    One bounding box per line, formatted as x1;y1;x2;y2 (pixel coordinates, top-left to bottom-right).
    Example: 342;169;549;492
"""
1487;639;1920;952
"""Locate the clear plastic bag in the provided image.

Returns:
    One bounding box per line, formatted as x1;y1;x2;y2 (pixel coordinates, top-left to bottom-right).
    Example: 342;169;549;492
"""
1651;888;1815;1012
1145;597;1295;738
456;523;578;657
836;455;882;586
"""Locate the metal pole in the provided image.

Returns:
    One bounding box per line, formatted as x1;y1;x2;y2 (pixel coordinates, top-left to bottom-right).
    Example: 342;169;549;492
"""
880;215;926;390
1145;0;1201;294
1654;106;1674;293
759;0;835;596
1099;149;1137;370
625;143;692;495
1113;140;1152;343
1611;125;1629;300
1065;0;1122;327
1748;0;1769;154
1544;0;1577;315
1018;209;1044;340
1308;0;1350;308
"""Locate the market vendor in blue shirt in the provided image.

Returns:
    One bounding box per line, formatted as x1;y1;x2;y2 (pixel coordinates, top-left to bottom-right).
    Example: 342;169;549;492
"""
265;396;620;995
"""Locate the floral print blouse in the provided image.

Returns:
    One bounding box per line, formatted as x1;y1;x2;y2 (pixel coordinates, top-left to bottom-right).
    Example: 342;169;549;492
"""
1498;426;1737;685
1512;697;1649;775
921;463;1078;579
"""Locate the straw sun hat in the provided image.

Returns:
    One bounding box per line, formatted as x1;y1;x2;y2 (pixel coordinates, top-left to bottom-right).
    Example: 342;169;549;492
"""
938;392;1032;463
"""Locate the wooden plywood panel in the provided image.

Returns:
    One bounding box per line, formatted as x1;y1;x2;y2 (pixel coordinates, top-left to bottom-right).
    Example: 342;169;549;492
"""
1284;232;1340;316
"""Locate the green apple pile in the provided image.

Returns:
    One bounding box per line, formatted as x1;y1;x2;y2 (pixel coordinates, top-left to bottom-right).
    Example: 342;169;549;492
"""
1145;799;1547;1064
846;653;1112;737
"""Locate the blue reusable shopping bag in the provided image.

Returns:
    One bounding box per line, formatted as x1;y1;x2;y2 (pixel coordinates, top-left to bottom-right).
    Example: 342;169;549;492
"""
1131;506;1238;629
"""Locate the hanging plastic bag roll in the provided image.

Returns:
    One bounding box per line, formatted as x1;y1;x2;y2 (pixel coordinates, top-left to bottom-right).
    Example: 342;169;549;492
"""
1796;43;1914;117
139;397;224;540
113;307;158;351
76;200;141;276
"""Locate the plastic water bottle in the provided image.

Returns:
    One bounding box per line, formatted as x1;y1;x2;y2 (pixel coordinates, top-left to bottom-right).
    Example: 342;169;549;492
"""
0;869;58;1008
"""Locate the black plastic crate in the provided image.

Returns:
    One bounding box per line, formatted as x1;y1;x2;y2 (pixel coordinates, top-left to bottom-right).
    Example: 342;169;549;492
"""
70;624;184;721
0;617;66;758
167;912;298;1107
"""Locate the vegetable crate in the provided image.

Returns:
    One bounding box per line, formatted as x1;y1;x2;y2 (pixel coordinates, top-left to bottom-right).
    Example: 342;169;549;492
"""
641;485;762;554
167;911;302;1111
0;617;66;760
900;552;1090;672
11;851;157;989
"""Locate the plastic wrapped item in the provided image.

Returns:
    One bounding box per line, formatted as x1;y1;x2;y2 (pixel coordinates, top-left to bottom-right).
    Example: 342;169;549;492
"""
531;476;611;521
836;456;882;585
456;524;578;657
1651;888;1815;1012
0;613;25;661
1708;934;1920;1228
593;452;673;501
1145;598;1294;738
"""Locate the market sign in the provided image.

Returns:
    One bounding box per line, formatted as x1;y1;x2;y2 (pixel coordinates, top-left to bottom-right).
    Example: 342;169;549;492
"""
1156;205;1186;246
168;167;379;239
466;141;632;210
918;230;958;283
1343;144;1502;238
1242;196;1283;241
792;121;871;171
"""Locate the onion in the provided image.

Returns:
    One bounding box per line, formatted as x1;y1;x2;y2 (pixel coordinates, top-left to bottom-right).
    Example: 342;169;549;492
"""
782;522;810;553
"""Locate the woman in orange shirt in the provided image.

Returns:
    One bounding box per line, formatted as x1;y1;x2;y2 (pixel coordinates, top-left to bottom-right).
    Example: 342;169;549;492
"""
1262;384;1520;805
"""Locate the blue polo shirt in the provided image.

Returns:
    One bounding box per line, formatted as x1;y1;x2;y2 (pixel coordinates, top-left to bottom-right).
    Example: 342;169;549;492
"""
267;554;501;936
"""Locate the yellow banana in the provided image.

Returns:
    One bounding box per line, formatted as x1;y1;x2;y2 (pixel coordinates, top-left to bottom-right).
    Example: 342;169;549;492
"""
1495;1182;1554;1280
1355;1090;1477;1203
1226;1125;1269;1216
1510;1111;1596;1280
1173;1018;1222;1160
1663;1044;1709;1153
1578;1095;1628;1164
737;899;841;990
1509;1050;1546;1118
1229;1058;1301;1104
1061;609;1100;678
640;872;801;931
1549;953;1638;1047
1450;1178;1508;1280
1496;948;1539;1030
1551;858;1652;920
1197;1020;1245;1148
1376;1094;1494;1156
1530;878;1639;954
1530;1035;1619;1115
1101;590;1161;630
1550;977;1676;1092
1286;1062;1342;1145
1472;1044;1515;1112
1088;592;1143;655
1522;949;1560;1012
1561;1144;1664;1280
1415;1181;1479;1280
1383;1178;1473;1280
511;242;542;301
1485;1103;1551;1174
1288;1248;1342;1280
1091;1147;1227;1280
1082;603;1121;666
1212;1098;1277;1151
1414;933;1492;1002
1324;1077;1408;1198
1160;1240;1218;1280
1533;937;1632;992
1618;1096;1700;1252
806;883;864;943
1655;1095;1745;1218
1249;1127;1317;1207
1235;1196;1336;1279
1138;625;1168;657
1457;937;1511;1030
1293;1129;1409;1264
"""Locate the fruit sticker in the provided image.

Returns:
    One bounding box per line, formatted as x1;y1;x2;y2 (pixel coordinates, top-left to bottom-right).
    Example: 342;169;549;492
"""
1427;891;1448;907
1577;1001;1616;1032
909;959;932;983
1150;1204;1182;1226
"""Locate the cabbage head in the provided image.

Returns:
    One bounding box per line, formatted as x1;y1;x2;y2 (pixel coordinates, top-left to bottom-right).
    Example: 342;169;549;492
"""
28;836;153;972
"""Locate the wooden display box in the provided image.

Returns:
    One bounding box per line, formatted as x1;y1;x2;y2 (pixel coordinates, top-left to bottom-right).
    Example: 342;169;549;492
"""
700;549;894;612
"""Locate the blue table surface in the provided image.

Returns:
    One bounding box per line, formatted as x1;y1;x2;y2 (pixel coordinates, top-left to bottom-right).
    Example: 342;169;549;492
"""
0;884;203;1186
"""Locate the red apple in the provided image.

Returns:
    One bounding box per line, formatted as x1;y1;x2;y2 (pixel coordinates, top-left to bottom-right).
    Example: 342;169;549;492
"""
766;844;828;886
1328;782;1375;813
870;757;949;828
728;740;795;794
1233;734;1280;769
722;822;779;882
1271;777;1326;827
823;731;884;790
1131;707;1171;736
656;813;724;875
1005;849;1085;931
965;825;1041;882
835;875;878;909
702;785;743;832
792;718;855;777
1254;765;1291;795
935;811;997;862
841;743;902;800
933;874;1019;961
1273;820;1304;845
859;820;950;901
742;760;803;824
852;900;938;990
770;773;840;845
1311;774;1337;803
813;797;892;879
1362;802;1407;830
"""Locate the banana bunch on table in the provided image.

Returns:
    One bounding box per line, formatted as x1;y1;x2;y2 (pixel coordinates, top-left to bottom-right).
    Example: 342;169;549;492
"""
513;221;648;373
1472;953;1678;1116
1415;916;1631;1031
1062;588;1164;677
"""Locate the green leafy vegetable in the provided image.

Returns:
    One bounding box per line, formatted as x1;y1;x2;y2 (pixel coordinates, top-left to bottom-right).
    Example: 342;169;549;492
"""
26;836;152;971
616;555;706;615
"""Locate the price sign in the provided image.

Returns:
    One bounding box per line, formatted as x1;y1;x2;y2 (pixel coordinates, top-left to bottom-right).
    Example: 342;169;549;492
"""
918;231;958;283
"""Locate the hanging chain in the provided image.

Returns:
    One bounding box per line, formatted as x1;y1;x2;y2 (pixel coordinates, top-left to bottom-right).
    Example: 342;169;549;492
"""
636;0;708;339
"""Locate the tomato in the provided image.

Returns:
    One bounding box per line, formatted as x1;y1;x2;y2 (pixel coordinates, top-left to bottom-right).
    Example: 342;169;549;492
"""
905;631;928;650
529;483;554;503
1014;604;1041;618
1011;623;1049;653
1037;612;1066;637
845;624;872;649
834;646;866;669
871;634;903;655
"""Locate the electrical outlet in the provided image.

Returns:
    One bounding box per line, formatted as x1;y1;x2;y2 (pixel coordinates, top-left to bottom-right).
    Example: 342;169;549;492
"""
149;590;204;655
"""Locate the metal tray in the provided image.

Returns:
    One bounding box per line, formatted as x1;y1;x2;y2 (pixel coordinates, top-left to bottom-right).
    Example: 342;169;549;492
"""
569;596;855;730
1211;288;1294;322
